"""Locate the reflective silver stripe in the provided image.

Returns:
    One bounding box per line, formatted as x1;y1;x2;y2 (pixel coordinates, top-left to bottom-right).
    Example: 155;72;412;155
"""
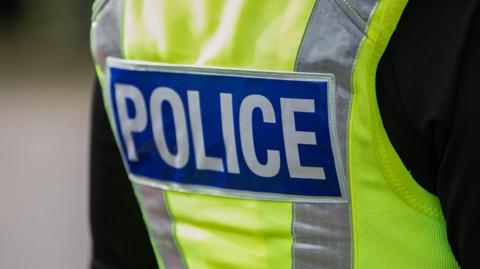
292;203;351;269
347;0;377;22
333;0;367;31
296;0;367;169
135;182;187;269
294;0;377;268
92;3;188;267
91;0;124;73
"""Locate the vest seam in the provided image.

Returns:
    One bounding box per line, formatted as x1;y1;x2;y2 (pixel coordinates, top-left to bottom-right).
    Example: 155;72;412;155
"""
293;0;320;71
290;204;296;269
345;2;378;268
349;14;375;269
333;0;367;34
348;0;380;266
366;2;444;222
374;135;444;221
162;192;190;268
341;0;368;25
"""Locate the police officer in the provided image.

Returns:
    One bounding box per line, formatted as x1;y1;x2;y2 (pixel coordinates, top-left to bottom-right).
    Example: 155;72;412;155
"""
90;0;480;268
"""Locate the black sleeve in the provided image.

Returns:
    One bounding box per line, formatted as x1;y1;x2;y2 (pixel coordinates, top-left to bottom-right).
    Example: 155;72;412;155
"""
438;9;480;267
377;1;480;267
89;79;158;269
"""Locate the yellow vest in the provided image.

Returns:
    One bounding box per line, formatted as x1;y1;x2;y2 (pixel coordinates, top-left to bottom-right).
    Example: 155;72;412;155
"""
91;0;458;268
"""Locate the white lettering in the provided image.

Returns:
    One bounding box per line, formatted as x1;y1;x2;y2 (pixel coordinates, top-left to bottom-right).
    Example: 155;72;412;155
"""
220;93;240;173
281;98;326;180
116;82;329;181
150;87;189;168
239;94;280;178
115;84;147;161
187;91;224;172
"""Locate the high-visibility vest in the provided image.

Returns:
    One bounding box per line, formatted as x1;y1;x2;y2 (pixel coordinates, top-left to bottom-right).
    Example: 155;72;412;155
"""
91;0;459;268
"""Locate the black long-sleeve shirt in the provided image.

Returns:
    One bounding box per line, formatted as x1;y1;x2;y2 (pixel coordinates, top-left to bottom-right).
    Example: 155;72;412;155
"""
377;0;480;265
90;1;480;268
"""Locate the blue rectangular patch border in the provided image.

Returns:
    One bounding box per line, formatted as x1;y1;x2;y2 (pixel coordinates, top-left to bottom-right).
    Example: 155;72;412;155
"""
104;57;347;203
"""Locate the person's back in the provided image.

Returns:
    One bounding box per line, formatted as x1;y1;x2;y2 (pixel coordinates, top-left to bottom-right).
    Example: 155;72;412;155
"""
89;0;480;268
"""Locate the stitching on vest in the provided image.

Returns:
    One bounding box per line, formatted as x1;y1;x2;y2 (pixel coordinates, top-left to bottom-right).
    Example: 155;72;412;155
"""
367;4;444;222
343;0;368;24
333;0;367;33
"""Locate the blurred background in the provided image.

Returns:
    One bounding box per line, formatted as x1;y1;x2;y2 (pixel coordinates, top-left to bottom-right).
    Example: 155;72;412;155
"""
0;0;93;268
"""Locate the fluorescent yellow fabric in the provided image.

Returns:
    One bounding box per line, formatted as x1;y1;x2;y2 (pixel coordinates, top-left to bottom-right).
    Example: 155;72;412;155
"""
350;0;459;267
123;1;316;268
123;0;315;71
165;193;292;269
91;0;462;268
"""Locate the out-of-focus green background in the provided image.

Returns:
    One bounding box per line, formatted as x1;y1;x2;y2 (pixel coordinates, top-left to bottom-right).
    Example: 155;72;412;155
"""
0;1;93;268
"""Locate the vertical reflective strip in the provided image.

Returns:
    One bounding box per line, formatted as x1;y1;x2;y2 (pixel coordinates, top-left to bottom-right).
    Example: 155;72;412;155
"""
292;204;351;269
347;0;377;22
296;0;366;173
91;0;124;76
294;0;377;268
92;3;189;266
135;183;187;269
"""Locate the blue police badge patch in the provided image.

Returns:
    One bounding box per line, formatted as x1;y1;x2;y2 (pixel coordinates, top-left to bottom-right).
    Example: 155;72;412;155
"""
104;58;346;202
